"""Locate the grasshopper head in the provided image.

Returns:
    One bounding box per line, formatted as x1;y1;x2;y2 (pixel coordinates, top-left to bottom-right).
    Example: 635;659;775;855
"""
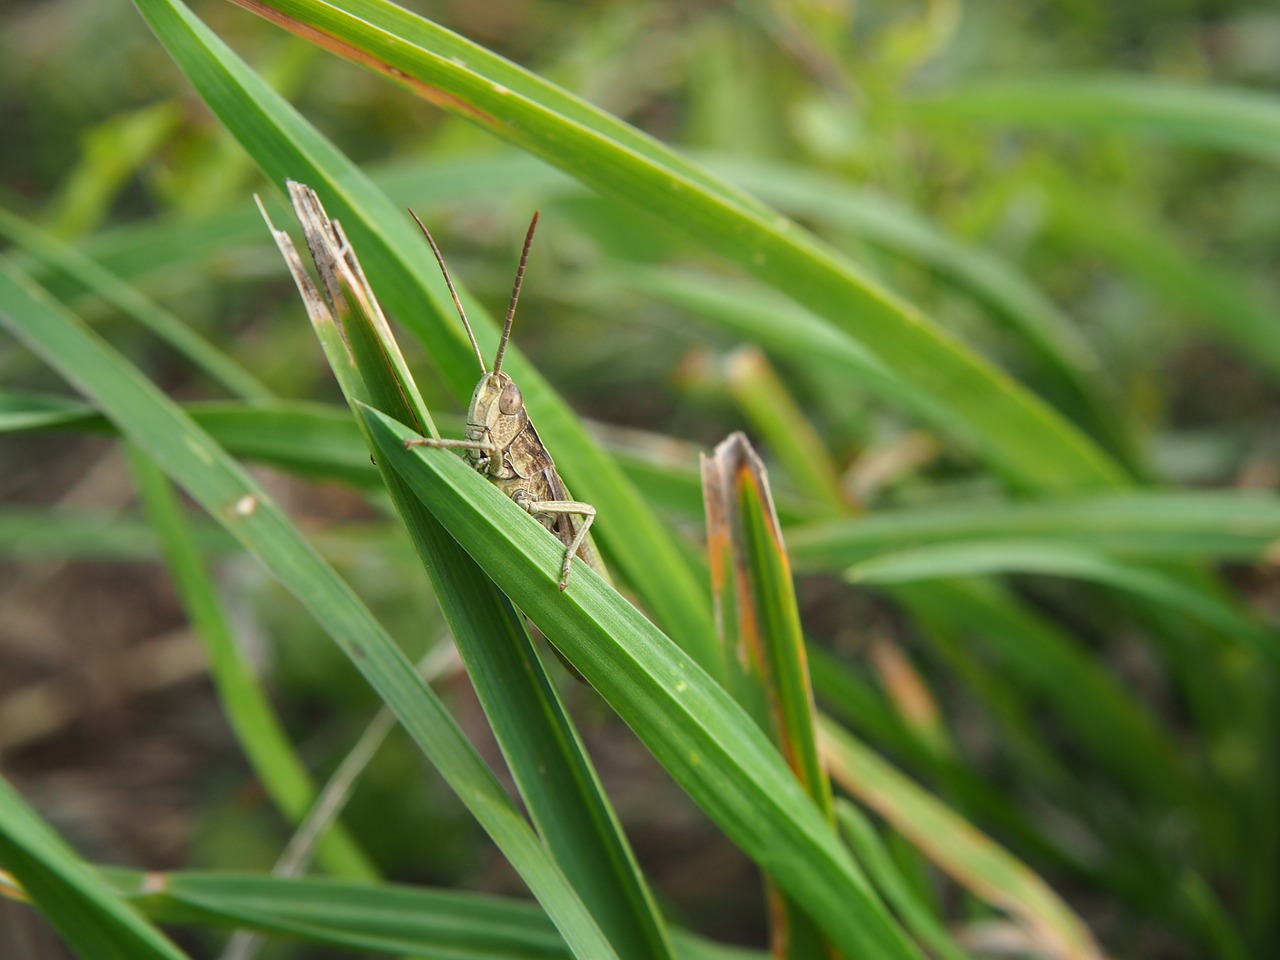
468;371;527;459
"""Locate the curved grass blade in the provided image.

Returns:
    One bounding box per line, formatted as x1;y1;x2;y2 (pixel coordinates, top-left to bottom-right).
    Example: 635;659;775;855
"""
0;206;273;401
126;446;376;881
702;434;832;813
699;157;1136;470
364;406;924;960
104;870;762;960
38;154;566;291
0;777;190;960
834;801;971;960
786;491;1280;567
1046;184;1280;380
0;259;619;960
846;540;1278;664
133;0;717;673
228;0;1127;493
819;718;1104;960
720;351;849;514
889;578;1192;812
701;433;835;957
911;76;1280;166
262;183;673;959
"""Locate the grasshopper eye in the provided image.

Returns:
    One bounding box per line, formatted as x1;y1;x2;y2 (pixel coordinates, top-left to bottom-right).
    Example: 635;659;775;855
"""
499;380;524;415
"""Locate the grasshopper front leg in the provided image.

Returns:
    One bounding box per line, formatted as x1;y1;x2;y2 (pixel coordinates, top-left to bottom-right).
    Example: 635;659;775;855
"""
404;436;500;471
513;492;596;591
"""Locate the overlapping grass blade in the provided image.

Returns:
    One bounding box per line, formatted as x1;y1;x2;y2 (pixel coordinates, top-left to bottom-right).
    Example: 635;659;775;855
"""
700;156;1136;468
133;0;717;673
787;491;1280;566
0;777;190;960
364;406;923;959
261;182;673;959
126;447;376;880
0;258;619;959
1046;184;1280;379
819;718;1104;960
104;870;761;960
848;541;1277;663
701;433;834;956
0;206;272;401
911;76;1280;165
834;801;970;960
229;0;1127;493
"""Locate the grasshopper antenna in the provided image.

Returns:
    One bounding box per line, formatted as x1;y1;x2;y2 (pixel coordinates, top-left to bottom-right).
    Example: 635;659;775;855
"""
409;207;487;374
492;210;539;378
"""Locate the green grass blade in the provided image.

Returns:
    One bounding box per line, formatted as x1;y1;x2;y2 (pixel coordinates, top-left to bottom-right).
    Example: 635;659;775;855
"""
132;0;718;673
0;777;190;960
701;434;835;957
234;0;1127;493
912;76;1280;165
889;579;1192;812
263;183;673;959
702;434;832;816
0;258;619;960
787;491;1280;567
847;541;1277;664
819;718;1104;960
363;405;924;960
125;446;377;880
1047;186;1280;380
105;870;761;960
702;157;1136;469
721;351;849;514
834;801;972;960
111;869;570;959
0;206;273;401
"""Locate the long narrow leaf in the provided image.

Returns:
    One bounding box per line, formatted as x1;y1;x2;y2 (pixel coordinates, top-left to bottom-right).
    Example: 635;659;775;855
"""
126;446;376;880
363;405;924;960
133;0;718;673
0;257;619;959
105;870;761;960
0;777;190;960
234;0;1126;493
702;433;835;957
262;183;673;959
912;76;1280;166
819;719;1103;960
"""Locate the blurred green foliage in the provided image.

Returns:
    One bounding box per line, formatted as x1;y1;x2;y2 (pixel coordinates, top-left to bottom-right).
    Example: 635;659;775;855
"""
2;1;1280;959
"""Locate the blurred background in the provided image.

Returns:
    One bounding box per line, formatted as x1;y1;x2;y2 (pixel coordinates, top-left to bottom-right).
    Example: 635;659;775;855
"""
2;0;1280;957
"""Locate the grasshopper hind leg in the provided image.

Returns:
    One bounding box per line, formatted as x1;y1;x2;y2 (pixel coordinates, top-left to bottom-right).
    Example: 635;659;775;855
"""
514;493;596;590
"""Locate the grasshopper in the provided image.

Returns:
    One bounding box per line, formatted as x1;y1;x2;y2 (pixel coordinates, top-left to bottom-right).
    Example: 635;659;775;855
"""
403;210;600;591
